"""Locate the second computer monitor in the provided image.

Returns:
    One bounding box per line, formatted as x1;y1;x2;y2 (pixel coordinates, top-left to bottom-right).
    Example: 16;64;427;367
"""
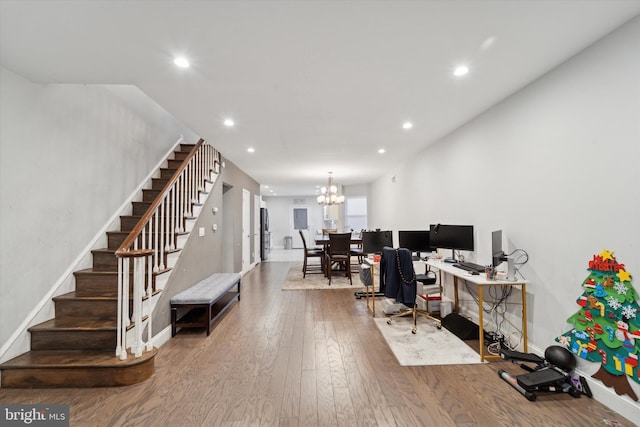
398;230;433;258
492;229;506;268
429;224;474;259
361;230;393;254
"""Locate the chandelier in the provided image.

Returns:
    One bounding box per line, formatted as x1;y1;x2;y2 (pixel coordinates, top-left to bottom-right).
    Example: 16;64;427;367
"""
317;172;345;205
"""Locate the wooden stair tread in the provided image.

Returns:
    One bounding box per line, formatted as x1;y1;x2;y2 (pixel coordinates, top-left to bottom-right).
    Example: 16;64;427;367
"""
75;268;117;276
77;267;174;277
53;291;117;302
92;248;115;254
0;143;215;388
30;318;116;331
0;348;157;369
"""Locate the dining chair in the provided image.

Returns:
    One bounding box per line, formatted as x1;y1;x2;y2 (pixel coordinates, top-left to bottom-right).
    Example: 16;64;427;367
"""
299;230;324;277
322;228;337;236
327;232;353;286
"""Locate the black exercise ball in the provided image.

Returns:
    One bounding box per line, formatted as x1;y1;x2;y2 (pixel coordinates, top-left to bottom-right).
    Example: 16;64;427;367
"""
545;345;576;371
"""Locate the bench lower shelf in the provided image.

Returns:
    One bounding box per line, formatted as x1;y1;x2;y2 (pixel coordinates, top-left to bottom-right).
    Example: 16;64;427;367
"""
171;291;240;336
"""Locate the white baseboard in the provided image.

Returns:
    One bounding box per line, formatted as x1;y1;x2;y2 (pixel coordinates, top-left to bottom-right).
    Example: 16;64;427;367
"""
456;308;640;422
0;137;184;363
151;326;173;349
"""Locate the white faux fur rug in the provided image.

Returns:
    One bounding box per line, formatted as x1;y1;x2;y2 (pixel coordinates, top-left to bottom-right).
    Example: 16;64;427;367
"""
374;317;486;366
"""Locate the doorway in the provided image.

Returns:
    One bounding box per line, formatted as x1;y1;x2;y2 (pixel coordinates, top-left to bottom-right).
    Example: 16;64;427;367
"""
242;189;251;273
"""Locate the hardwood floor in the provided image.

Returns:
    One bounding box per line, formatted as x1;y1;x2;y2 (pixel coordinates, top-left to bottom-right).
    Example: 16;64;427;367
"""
0;261;634;426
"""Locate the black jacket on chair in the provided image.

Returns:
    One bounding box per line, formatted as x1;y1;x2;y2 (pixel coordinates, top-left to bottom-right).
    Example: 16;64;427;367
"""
380;246;416;306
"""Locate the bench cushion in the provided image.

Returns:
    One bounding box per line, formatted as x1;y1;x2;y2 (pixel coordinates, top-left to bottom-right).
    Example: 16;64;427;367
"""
171;273;241;305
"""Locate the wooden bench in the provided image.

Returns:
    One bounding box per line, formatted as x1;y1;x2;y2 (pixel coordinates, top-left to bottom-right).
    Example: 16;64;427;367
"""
170;272;241;336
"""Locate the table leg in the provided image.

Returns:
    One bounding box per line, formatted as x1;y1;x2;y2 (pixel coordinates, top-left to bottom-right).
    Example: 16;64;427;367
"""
521;282;528;352
478;285;485;362
453;275;459;313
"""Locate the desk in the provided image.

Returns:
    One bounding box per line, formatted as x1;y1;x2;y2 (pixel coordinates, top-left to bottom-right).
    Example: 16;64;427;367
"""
426;259;528;362
359;258;380;315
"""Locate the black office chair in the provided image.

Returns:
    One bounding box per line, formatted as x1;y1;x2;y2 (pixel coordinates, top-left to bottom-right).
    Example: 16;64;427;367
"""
380;246;442;333
299;230;324;277
327;232;353;286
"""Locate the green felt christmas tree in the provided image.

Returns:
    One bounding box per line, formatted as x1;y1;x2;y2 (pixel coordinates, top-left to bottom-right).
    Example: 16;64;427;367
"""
557;249;639;401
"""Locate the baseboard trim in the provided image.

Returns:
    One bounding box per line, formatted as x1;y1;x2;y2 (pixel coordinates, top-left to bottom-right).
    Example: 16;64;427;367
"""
151;326;173;349
0;137;185;364
462;315;640;421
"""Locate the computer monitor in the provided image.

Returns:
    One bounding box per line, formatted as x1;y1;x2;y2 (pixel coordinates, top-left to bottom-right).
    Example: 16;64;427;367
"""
398;230;433;258
492;230;507;268
429;224;474;261
361;230;393;254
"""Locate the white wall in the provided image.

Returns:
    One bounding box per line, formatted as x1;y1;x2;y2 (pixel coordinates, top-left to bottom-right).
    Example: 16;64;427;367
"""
264;183;370;250
263;196;325;249
370;17;639;417
0;67;199;354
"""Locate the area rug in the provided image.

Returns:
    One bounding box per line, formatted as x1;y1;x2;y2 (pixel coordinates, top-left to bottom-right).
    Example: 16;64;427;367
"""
374;317;486;366
282;263;361;290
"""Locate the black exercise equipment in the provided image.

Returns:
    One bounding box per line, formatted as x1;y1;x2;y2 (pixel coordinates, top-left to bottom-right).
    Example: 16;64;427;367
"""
498;345;592;401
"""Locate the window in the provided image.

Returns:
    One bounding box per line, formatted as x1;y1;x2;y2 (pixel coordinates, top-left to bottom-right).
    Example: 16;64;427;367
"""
345;196;367;232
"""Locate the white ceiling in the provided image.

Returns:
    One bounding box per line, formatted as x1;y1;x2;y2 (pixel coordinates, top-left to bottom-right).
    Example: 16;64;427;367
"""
2;1;639;196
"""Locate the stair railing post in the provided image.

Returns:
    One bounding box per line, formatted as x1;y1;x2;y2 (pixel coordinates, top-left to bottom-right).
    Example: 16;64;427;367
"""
117;256;131;360
152;212;159;273
159;200;166;270
133;253;144;357
116;257;127;360
146;253;154;352
169;186;176;250
177;174;185;233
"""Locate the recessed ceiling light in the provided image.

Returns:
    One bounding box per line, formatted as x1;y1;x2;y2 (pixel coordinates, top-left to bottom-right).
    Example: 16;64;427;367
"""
453;65;469;77
174;57;190;68
402;122;413;130
247;147;255;153
223;118;235;127
481;36;496;50
378;148;386;154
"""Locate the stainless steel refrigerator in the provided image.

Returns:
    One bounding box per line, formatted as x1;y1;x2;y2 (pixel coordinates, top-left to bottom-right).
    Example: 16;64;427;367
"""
260;208;270;260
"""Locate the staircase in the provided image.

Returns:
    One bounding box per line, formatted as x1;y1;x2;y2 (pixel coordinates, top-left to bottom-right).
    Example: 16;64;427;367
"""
0;140;219;387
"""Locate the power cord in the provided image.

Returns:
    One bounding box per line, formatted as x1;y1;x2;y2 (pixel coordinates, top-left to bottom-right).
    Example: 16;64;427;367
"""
506;248;529;280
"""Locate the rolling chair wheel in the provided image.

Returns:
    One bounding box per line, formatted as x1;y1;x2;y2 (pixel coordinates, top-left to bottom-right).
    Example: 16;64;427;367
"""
436;324;442;329
569;387;581;398
387;319;392;325
412;328;417;334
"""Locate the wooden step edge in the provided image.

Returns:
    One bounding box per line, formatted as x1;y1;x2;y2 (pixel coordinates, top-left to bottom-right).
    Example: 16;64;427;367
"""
29;319;116;332
53;292;118;302
91;248;116;254
0;348;157;370
74;268;118;275
53;292;151;302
